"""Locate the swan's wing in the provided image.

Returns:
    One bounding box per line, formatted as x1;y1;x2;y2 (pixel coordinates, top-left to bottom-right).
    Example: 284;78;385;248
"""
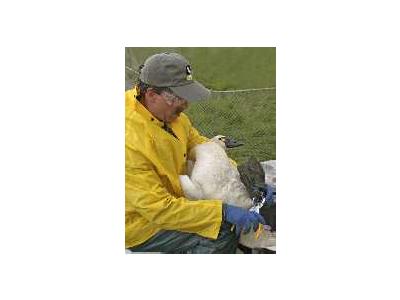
186;159;194;177
179;175;205;200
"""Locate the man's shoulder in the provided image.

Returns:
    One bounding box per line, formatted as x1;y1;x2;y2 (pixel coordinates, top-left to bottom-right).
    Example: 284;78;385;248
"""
125;101;148;148
125;88;137;110
177;112;192;127
126;115;148;147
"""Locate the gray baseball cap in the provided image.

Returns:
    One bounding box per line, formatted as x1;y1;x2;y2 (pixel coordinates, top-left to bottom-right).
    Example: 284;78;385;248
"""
139;52;210;101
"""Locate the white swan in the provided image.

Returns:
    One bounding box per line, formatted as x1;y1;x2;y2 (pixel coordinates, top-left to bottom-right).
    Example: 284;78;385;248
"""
180;135;252;208
179;135;276;250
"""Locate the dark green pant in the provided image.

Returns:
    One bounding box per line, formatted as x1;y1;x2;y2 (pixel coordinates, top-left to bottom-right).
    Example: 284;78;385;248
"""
127;222;238;254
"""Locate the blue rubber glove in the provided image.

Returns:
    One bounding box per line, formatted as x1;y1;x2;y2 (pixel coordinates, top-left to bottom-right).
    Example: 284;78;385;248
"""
223;204;266;236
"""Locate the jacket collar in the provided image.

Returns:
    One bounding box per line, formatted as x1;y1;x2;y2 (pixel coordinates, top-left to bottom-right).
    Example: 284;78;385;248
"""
132;95;165;127
129;89;182;129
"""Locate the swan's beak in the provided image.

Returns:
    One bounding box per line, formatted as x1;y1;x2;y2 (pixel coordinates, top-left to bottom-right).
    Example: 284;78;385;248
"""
224;137;244;148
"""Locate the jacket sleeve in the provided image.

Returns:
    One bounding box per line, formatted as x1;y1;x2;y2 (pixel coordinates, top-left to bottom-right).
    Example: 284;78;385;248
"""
126;148;223;240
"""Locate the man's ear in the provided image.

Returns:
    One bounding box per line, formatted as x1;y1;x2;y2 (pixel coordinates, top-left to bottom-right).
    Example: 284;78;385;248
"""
145;89;159;103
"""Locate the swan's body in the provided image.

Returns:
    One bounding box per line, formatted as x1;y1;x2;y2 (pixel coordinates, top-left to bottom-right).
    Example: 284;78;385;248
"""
180;138;252;209
179;136;276;250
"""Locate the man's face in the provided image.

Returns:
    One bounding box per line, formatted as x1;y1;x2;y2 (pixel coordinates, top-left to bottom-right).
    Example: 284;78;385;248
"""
143;88;189;123
159;91;189;123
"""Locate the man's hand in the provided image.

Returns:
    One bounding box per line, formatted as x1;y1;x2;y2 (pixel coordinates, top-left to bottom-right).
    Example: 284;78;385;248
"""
223;204;266;236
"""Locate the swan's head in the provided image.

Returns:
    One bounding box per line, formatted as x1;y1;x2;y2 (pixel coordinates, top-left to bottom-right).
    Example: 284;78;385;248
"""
210;135;244;150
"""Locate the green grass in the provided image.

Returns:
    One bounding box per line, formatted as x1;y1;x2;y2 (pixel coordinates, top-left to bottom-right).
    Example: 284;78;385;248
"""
125;47;276;164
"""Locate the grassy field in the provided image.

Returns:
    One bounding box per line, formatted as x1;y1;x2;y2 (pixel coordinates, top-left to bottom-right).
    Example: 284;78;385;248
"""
125;47;276;164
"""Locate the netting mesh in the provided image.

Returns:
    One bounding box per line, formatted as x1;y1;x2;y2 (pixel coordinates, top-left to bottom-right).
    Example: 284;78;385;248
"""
185;89;275;164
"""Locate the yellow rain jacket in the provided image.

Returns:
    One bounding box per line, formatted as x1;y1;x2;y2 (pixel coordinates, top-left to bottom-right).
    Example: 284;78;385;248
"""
125;89;223;248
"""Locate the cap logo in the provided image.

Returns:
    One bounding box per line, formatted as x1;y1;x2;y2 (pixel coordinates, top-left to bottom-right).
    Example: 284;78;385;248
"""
186;65;193;81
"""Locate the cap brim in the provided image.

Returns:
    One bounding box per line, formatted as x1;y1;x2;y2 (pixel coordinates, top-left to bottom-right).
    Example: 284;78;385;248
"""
170;81;211;101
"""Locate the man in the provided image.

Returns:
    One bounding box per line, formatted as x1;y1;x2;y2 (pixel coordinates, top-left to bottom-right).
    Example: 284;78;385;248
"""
125;52;266;253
